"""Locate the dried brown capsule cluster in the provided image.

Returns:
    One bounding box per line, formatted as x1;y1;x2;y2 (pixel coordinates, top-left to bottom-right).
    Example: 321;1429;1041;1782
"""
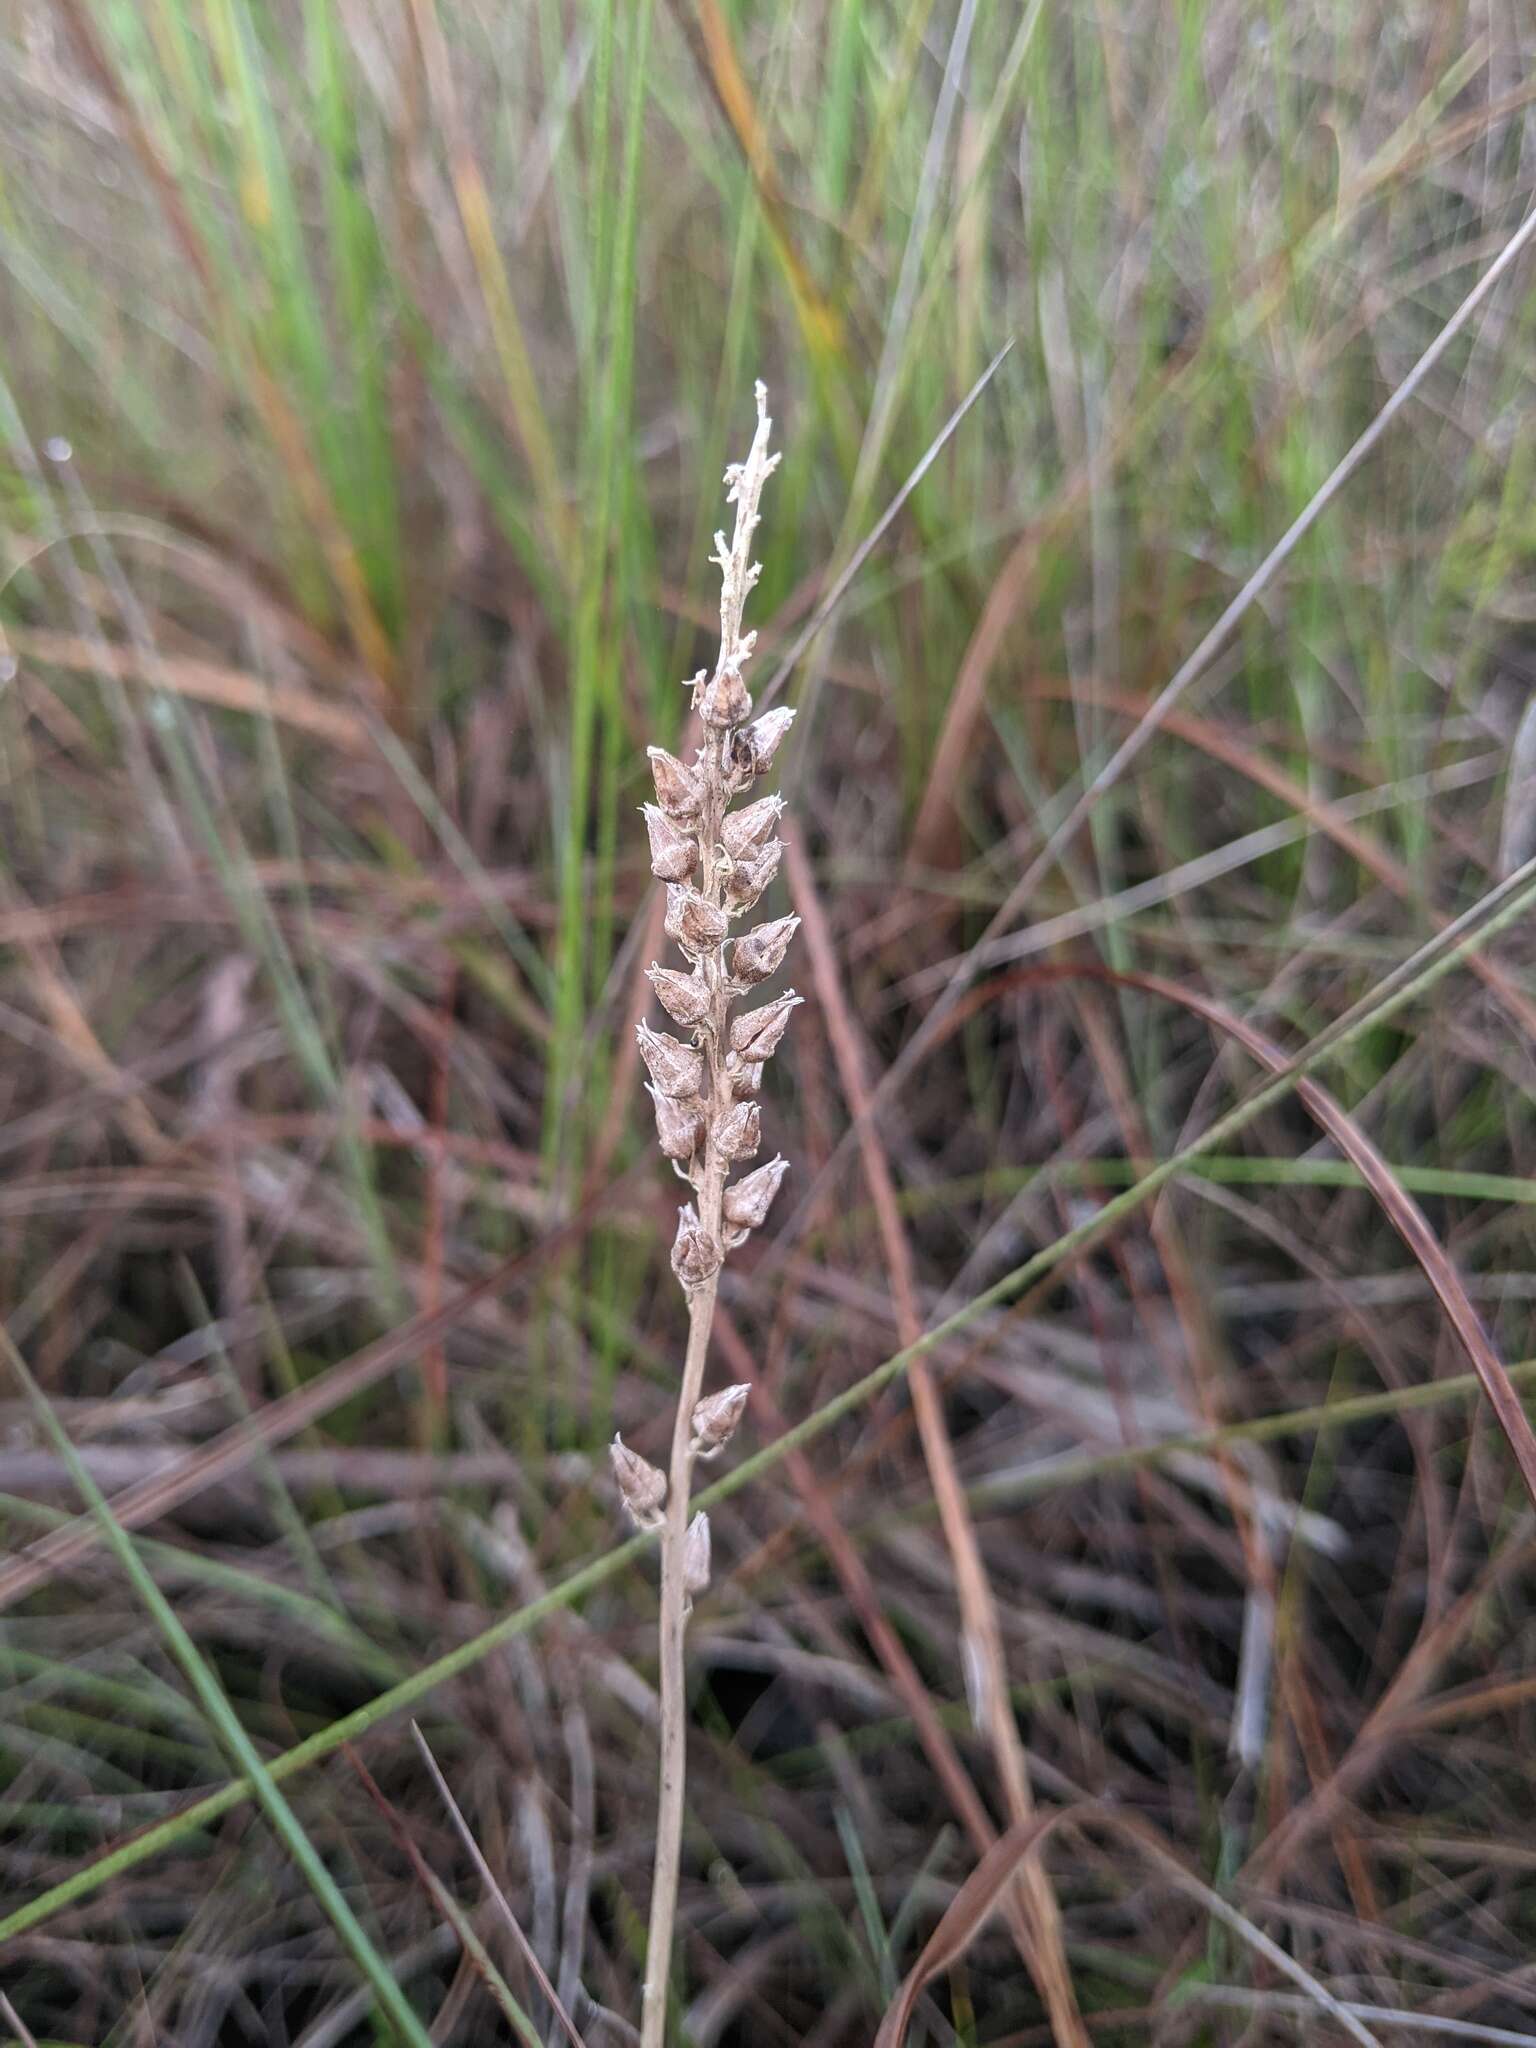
638;384;797;1337
629;389;792;2048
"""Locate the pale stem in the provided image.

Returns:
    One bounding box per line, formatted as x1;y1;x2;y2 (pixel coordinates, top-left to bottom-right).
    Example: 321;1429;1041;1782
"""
637;1217;721;2044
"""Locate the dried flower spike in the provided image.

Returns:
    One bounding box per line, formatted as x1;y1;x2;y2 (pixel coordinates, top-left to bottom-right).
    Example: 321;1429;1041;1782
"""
611;1436;667;1527
634;385;794;2048
692;1383;750;1457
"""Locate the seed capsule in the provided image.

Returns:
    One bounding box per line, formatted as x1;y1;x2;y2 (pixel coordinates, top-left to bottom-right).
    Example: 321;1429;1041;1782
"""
641;803;697;882
649;1085;705;1163
648;746;702;820
729;989;801;1061
715;1098;762;1162
731;913;799;987
671;1203;723;1289
610;1435;666;1526
682;1511;712;1595
722;1154;789;1232
725;1053;762;1096
665;884;729;958
692;1383;750;1457
701;663;752;730
637;1023;704;1099
725;839;782;913
746;706;795;773
647;962;711;1028
721;794;785;860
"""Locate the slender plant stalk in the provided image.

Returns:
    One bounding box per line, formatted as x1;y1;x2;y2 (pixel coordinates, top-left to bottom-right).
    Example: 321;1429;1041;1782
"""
612;384;797;2046
641;1251;720;2034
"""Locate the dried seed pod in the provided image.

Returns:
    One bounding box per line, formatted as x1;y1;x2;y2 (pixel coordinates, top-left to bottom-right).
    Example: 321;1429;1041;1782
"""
721;794;785;860
725;839;782;913
691;1383;749;1457
649;1085;705;1163
671;1203;722;1289
682;1511;712;1595
724;1053;762;1096
746;706;795;774
641;803;697;883
647;962;711;1028
665;883;729;959
715;1098;762;1162
700;662;752;730
637;1023;704;1099
730;913;799;987
724;728;760;794
722;1154;788;1232
729;989;802;1061
610;1435;666;1526
648;745;702;820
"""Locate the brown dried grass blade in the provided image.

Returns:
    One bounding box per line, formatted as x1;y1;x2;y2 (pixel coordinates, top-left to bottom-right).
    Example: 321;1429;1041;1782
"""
671;0;845;365
786;837;1089;2047
12;628;369;750
0;1171;640;1611
955;960;1536;1509
411;1724;588;2048
875;1806;1386;2048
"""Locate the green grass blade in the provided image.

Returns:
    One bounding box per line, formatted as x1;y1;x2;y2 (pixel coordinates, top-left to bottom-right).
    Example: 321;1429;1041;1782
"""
0;1327;436;2048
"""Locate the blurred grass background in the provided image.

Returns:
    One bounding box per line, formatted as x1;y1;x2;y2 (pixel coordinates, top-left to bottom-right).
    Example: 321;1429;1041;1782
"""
4;0;1536;2041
